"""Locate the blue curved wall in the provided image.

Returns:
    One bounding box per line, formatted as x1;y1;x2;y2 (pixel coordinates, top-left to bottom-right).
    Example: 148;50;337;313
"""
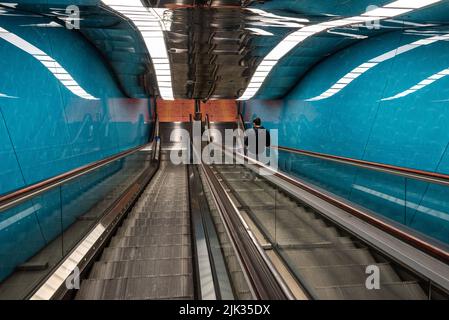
0;14;152;195
0;14;152;281
244;29;449;246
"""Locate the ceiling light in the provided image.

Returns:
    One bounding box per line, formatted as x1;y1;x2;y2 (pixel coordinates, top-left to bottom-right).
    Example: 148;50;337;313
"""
0;27;97;100
307;32;449;101
245;27;274;36
102;0;174;100
238;0;442;100
382;67;449;101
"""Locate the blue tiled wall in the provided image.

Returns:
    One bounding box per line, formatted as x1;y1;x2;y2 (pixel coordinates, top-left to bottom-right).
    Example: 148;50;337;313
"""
0;15;151;192
0;14;152;281
244;29;449;246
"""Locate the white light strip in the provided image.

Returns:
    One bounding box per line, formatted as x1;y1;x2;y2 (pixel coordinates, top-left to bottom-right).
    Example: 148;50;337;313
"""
0;27;98;100
386;19;436;27
246;27;274;36
0;204;41;231
238;0;442;100
31;223;106;300
0;2;18;8
382;67;449;101
306;33;449;101
102;0;174;100
20;22;63;28
353;184;449;222
247;8;309;25
0;92;18;98
327;30;368;39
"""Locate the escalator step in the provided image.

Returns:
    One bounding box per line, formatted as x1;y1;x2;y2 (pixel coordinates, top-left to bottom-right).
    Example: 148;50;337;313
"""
251;208;322;227
276;236;355;247
125;217;189;227
132;210;190;220
100;245;192;262
275;226;340;243
89;258;192;280
76;275;194;300
143;200;189;213
282;247;375;267
116;224;191;237
109;234;191;248
314;281;427;300
297;263;401;287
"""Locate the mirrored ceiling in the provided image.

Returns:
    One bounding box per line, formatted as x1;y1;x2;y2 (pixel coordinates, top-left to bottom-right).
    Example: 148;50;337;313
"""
1;0;449;100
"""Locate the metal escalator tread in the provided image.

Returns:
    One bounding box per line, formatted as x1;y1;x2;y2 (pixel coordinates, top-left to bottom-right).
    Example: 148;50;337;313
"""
115;224;191;237
126;216;190;227
214;164;429;300
199;165;254;300
108;234;191;248
75;275;193;300
76;162;194;300
295;263;401;287
88;258;192;280
281;247;376;267
314;281;427;300
100;245;192;262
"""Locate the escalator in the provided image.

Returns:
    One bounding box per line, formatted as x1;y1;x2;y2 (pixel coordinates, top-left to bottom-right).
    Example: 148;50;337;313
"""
197;114;449;300
76;157;193;299
72;121;279;300
211;164;430;299
1;116;449;300
0;120;258;300
72;121;231;300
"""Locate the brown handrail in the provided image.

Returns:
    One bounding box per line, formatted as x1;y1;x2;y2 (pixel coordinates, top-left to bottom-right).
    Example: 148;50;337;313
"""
0;141;154;213
273;145;449;187
238;113;245;130
205;114;213;143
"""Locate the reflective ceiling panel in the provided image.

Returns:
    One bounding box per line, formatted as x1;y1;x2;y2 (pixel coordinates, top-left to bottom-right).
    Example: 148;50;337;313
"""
2;0;449;100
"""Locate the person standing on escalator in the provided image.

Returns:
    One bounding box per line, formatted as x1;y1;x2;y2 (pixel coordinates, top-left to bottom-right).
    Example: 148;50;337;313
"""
244;117;271;161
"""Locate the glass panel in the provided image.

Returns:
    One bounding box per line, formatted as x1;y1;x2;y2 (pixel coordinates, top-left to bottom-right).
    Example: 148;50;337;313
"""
277;148;449;249
407;181;449;245
199;167;253;299
0;195;61;299
0;149;154;299
244;166;277;246
61;151;153;255
349;169;407;224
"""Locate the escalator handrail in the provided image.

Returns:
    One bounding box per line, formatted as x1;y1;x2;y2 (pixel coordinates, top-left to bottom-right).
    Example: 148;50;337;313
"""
0;118;160;213
276;146;449;187
219;142;449;264
238;113;245;131
201;116;293;299
236;113;246;148
201;163;295;300
205;114;212;143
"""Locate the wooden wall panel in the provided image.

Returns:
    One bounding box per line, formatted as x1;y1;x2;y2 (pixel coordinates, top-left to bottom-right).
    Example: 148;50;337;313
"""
202;100;237;122
157;99;236;122
157;99;194;122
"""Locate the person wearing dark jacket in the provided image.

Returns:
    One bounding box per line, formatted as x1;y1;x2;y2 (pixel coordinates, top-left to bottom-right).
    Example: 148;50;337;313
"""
244;117;271;160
